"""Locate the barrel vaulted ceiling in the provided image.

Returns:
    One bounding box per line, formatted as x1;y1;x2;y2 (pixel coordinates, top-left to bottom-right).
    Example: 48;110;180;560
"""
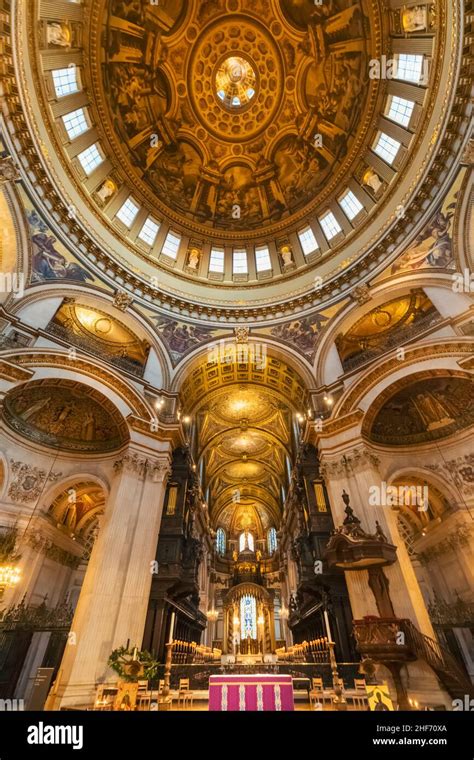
181;354;307;535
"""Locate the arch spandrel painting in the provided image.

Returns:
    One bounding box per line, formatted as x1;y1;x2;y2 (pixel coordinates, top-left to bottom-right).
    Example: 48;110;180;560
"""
2;380;128;452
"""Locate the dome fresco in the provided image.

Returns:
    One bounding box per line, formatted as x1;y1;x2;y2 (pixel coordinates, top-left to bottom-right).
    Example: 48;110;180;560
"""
11;0;461;312
99;0;373;233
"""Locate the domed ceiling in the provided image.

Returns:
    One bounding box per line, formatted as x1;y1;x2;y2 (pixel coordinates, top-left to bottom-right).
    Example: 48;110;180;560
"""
100;0;372;234
6;0;465;316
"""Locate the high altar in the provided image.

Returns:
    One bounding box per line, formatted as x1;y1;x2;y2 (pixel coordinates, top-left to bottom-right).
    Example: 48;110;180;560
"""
209;674;294;711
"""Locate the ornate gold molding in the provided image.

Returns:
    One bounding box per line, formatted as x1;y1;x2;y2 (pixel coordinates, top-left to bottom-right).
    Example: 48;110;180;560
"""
2;351;151;419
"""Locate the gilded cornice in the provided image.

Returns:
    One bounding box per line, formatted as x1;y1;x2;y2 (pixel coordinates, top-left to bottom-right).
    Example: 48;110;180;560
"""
0;359;33;382
127;415;184;448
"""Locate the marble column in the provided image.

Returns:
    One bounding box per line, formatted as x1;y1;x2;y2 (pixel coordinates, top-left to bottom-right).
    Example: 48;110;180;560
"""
48;446;171;709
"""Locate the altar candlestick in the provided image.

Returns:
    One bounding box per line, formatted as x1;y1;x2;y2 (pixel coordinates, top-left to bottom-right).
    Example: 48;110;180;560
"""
168;611;176;643
323;609;332;642
132;646;138;661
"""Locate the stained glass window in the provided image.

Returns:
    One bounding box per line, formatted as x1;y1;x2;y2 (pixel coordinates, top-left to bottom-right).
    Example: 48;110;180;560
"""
216;527;226;556
267;527;277;555
240;594;257;639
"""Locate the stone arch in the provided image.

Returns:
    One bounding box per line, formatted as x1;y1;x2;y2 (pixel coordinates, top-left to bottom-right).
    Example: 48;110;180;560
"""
313;278;468;386
9;287;172;389
40;472;110;519
0;349;155;422
387;465;460;511
171;335;315;397
332;339;473;419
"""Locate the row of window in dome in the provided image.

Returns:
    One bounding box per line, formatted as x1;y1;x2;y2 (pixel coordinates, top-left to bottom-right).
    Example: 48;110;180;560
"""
51;54;424;272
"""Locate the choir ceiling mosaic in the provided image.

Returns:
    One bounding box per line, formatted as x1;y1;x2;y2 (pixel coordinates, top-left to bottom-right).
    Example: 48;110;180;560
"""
2;380;129;453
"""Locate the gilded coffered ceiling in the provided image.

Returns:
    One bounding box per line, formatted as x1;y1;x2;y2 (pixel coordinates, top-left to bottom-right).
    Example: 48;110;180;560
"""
180;353;309;411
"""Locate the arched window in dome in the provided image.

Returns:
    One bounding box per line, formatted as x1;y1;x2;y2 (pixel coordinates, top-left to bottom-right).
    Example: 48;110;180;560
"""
267;527;277;555
216;527;226;556
239;530;254;553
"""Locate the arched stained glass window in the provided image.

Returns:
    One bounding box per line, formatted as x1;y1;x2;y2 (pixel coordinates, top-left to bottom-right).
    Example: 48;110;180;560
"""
240;594;257;639
239;530;254;553
216;527;226;556
267;527;277;555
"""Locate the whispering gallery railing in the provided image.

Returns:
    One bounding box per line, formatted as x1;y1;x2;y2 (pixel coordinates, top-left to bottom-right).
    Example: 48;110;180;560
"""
341;310;444;372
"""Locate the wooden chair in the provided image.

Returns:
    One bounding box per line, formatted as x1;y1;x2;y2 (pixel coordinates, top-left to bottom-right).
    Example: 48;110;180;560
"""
346;678;368;710
135;680;151;710
351;693;369;710
309;677;327;708
178;678;194;709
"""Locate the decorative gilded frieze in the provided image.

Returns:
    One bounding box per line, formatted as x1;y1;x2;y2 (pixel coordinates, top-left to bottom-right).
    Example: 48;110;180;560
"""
5;352;150;418
337;342;473;416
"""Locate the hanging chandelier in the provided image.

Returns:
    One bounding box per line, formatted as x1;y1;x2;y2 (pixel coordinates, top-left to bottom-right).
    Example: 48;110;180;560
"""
0;564;21;589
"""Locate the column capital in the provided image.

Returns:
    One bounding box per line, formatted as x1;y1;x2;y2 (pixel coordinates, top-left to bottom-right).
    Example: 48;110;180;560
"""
113;450;171;482
320;446;380;477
